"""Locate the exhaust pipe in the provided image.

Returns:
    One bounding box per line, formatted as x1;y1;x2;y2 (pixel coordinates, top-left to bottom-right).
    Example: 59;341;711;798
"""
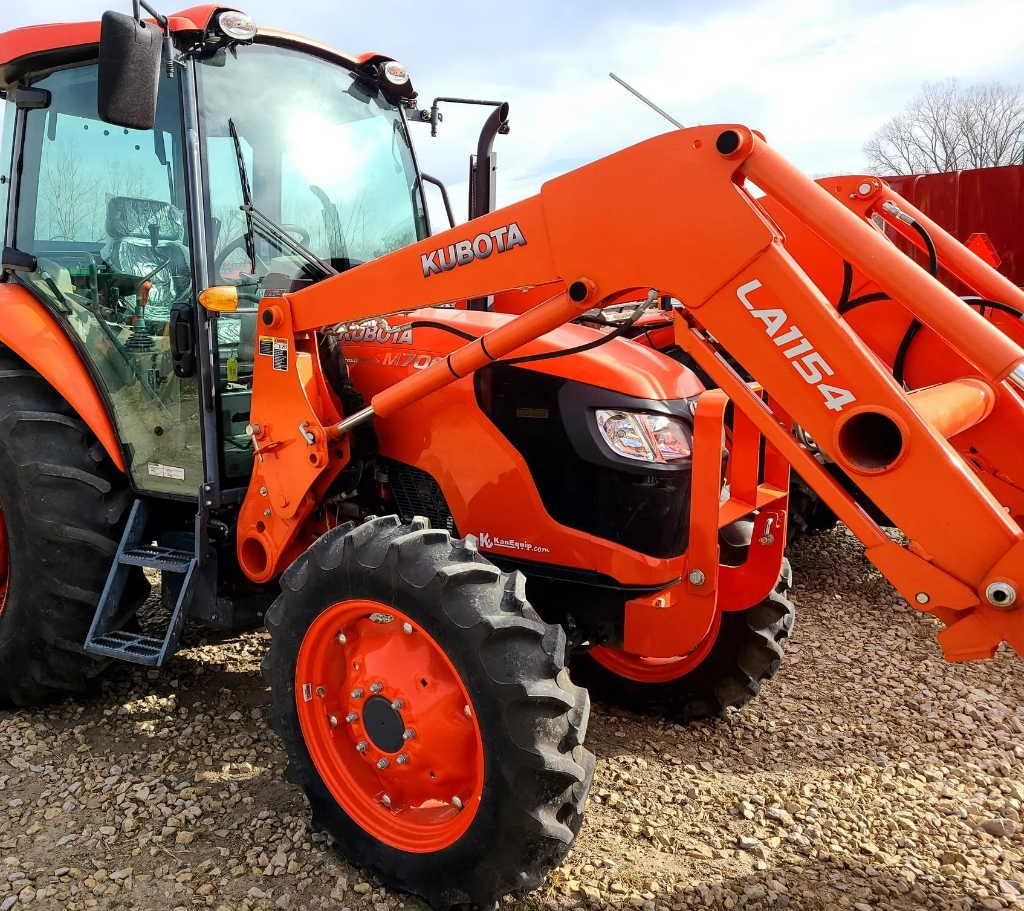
468;101;510;221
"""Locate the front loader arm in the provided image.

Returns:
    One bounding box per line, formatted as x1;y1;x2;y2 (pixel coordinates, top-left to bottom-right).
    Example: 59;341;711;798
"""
242;124;1024;661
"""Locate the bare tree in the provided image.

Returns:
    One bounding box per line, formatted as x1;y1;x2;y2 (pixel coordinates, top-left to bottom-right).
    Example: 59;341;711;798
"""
39;140;92;241
864;79;1024;175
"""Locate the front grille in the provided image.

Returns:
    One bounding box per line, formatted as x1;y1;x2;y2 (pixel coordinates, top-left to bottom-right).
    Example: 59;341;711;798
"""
387;461;458;535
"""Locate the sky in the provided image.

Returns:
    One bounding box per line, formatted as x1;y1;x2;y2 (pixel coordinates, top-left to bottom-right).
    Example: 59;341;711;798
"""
2;0;1023;226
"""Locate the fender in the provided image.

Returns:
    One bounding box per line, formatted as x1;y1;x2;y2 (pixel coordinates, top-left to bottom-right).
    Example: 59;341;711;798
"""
0;283;125;471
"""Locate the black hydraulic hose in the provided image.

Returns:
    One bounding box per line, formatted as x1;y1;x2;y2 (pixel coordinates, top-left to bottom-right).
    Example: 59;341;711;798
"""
503;298;654;366
836;215;936;313
890;296;1024;388
910;218;939;278
395;300;655;367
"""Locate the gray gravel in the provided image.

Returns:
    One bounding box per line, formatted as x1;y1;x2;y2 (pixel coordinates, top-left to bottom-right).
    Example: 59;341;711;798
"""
1;526;1022;910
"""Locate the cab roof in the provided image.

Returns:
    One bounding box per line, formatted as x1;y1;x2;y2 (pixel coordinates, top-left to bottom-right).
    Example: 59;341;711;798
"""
0;5;378;91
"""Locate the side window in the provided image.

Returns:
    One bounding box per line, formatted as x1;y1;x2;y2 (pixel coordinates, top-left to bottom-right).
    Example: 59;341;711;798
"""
13;65;204;496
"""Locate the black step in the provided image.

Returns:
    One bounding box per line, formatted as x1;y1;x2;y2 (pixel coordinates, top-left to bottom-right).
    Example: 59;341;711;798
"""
120;545;193;572
84;500;200;667
87;631;165;662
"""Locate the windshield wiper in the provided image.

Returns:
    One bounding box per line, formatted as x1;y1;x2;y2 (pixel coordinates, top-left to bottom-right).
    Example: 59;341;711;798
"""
227;119;258;275
227;119;337;280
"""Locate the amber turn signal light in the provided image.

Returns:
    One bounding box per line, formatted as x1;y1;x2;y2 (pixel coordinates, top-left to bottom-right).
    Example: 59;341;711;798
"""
199;286;240;312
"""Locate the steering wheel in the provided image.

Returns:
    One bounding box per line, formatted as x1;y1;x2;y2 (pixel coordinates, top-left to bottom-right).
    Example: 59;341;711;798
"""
213;224;312;280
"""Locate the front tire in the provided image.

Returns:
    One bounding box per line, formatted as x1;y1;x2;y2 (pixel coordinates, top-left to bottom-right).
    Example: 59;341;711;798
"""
572;561;794;721
264;517;595;908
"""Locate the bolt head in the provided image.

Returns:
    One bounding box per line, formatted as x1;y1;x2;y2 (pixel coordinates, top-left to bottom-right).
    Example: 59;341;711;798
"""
356;741;368;753
402;622;413;634
688;569;706;586
915;592;930;604
464;704;472;718
345;712;358;724
376;757;390;770
351;688;364;699
259;486;268;496
329;715;338;727
382;794;392;808
263;508;272;518
370;682;383;694
452;796;463;810
391;699;404;710
315;686;325;698
396;753;409;765
402;728;416;741
337;631;347;644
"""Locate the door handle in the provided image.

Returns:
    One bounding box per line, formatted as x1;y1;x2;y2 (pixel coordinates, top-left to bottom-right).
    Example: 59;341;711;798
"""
169;301;196;378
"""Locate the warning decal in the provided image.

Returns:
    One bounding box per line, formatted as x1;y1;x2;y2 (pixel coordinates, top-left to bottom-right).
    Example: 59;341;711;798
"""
272;339;289;372
258;336;290;372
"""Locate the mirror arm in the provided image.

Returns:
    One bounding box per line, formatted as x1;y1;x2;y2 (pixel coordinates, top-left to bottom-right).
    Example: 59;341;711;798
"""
133;0;175;78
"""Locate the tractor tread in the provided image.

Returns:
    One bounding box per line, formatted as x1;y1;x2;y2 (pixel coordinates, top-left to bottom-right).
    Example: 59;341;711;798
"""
0;344;137;706
263;517;594;909
573;560;795;723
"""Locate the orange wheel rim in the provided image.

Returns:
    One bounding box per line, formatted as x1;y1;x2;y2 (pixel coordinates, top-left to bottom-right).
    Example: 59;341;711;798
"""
0;499;8;619
590;612;720;683
295;600;484;853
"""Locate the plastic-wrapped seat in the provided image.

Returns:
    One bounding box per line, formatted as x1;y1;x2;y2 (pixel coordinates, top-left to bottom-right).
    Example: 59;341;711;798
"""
102;196;192;323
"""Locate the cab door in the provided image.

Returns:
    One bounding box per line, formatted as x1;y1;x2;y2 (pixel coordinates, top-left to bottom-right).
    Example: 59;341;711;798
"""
9;63;204;497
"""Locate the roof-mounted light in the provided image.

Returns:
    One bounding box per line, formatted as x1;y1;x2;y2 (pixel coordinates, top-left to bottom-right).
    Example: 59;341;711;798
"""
217;10;257;41
382;60;409;86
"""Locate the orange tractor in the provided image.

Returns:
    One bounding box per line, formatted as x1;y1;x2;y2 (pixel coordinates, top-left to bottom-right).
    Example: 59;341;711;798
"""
0;4;1023;907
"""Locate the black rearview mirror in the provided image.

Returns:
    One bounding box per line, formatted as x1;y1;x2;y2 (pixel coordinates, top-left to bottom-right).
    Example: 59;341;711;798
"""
97;10;162;131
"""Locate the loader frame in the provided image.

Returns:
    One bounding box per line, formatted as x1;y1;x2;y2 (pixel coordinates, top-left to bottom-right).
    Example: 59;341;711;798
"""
230;125;1024;664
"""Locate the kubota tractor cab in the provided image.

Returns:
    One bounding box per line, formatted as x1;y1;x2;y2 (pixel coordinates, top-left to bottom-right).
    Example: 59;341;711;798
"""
1;4;1023;907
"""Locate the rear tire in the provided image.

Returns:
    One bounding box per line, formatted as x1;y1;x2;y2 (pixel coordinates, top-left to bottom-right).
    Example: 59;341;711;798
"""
0;344;135;706
572;560;794;721
264;516;595;908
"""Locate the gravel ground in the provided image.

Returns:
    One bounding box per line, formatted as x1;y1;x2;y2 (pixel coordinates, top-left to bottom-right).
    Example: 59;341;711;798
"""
1;526;1023;911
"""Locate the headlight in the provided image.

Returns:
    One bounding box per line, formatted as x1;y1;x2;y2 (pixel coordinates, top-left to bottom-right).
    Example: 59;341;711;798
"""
217;10;257;41
595;410;692;464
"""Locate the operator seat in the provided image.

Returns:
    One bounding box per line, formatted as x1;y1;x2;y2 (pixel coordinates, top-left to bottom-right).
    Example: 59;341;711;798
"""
102;196;192;323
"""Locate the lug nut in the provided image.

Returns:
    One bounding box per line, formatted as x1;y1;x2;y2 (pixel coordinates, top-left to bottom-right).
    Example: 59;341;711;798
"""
356;741;368;753
370;682;383;694
345;712;358;724
315;686;325;698
351;688;364;699
396;753;409;765
377;757;390;770
382;794;392;808
402;728;416;741
391;699;404;710
402;622;413;634
337;632;347;644
329;715;338;727
452;796;463;810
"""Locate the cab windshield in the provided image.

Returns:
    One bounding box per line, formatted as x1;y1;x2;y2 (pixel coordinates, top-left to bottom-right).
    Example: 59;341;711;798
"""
196;41;428;289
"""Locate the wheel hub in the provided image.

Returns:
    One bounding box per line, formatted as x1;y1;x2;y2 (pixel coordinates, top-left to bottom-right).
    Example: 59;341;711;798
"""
361;695;405;753
294;600;484;853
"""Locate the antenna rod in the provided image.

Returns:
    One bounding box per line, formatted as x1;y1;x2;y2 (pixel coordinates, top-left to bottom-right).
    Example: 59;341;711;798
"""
608;73;685;130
